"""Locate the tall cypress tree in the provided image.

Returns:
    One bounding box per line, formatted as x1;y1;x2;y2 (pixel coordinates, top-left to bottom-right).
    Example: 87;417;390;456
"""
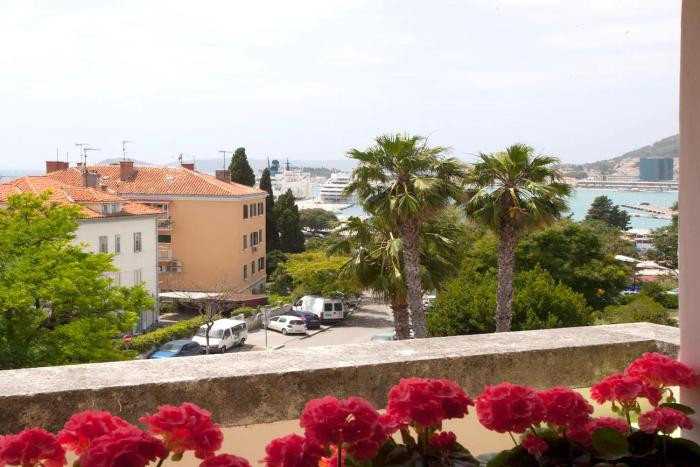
259;168;280;252
228;147;256;186
273;189;305;253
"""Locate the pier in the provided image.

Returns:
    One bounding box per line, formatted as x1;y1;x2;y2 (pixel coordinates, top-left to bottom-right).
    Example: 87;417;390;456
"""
621;203;675;220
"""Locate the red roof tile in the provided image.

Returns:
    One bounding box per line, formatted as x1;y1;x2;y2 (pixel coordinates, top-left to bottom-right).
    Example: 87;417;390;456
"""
48;165;266;198
0;176;160;219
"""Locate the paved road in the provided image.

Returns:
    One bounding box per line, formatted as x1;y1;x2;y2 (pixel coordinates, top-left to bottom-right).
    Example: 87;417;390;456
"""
235;300;394;352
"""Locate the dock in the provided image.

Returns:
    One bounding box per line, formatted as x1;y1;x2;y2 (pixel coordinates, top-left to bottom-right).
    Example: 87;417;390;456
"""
621;203;675;220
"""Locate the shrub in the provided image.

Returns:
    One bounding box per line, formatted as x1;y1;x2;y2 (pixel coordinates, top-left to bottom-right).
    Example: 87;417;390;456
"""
129;316;212;353
230;306;255;318
601;296;676;326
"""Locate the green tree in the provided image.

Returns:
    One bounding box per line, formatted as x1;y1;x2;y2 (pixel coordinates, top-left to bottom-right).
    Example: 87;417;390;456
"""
516;220;630;309
464;143;571;332
428;265;592;336
229;147;256;186
346;133;468;338
601;296;675;326
328;208;465;339
0;193;154;369
274;189;305;253
265;249;287;279
299;208;338;231
259;168;280;251
585;196;631;230
271;251;357;299
647;202;678;268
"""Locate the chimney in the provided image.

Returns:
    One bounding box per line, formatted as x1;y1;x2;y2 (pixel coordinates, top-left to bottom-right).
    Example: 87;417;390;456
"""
85;172;100;189
181;162;195;171
46;161;69;174
119;160;135;181
215;169;231;182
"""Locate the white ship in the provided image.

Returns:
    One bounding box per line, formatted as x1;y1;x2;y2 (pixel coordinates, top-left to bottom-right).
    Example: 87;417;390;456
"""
318;172;353;203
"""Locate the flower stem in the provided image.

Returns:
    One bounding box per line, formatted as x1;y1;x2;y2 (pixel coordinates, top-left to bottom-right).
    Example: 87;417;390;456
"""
337;445;342;467
508;431;518;447
662;436;668;467
156;458;165;467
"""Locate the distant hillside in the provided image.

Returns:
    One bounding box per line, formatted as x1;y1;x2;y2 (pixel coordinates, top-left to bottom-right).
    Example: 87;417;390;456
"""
171;158;357;174
611;134;679;162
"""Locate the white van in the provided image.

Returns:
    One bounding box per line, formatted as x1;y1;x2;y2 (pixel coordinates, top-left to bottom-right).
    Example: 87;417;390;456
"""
293;295;345;322
192;319;247;353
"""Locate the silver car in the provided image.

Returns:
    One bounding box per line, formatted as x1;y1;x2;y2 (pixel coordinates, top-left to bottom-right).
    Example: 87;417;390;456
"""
267;315;308;335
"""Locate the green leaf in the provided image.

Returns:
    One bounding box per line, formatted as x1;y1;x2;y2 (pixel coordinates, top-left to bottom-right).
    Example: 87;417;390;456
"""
659;402;696;415
591;427;629;459
484;450;513;467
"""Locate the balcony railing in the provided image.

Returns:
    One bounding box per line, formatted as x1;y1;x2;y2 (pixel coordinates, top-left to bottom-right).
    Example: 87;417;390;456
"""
158;248;173;261
0;323;679;433
157;218;174;230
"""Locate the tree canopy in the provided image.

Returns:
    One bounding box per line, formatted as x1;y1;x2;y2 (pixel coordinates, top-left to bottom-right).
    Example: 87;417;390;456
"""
228;147;256;186
273;189;305;253
0;193;154;369
584;196;631;230
269;251;357;299
299;208;338;231
259;168;280;252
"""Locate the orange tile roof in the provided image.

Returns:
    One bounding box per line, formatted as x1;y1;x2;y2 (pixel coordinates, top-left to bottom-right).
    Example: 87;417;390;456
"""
48;165;267;198
0;176;160;219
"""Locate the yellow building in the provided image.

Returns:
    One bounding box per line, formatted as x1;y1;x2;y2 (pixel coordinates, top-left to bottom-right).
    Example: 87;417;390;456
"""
47;160;268;293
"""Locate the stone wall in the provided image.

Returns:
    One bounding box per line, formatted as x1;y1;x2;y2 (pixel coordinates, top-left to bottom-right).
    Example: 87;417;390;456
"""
0;323;679;433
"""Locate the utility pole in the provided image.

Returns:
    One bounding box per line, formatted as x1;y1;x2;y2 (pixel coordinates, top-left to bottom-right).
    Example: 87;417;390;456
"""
219;150;233;169
122;140;134;160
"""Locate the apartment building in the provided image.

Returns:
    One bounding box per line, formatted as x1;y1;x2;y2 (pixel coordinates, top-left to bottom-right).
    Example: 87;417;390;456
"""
0;175;160;333
47;160;268;293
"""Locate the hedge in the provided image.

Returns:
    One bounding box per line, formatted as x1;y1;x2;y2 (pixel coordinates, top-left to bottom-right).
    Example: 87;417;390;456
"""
130;315;212;353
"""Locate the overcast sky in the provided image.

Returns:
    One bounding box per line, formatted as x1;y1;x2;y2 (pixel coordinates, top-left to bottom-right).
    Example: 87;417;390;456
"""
0;0;681;170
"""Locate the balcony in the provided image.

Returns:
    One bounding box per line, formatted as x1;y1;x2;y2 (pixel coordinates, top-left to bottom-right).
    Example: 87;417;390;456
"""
158;248;173;261
0;322;679;460
157;217;174;230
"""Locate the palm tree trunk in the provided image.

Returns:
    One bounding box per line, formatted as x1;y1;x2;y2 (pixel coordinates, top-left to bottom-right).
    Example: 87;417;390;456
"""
390;299;411;340
399;219;427;338
495;222;517;332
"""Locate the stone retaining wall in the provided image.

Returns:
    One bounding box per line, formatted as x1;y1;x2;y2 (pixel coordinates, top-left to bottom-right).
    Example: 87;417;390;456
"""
0;323;679;433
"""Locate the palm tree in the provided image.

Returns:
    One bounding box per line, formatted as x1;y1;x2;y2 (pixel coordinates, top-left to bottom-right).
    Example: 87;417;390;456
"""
328;210;464;339
345;134;468;338
464;143;571;332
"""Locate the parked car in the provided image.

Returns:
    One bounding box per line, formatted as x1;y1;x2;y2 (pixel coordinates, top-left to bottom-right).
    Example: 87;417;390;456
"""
267;315;307;335
370;332;397;342
422;292;437;309
148;340;202;359
191;319;248;353
293;295;345;322
287;310;322;330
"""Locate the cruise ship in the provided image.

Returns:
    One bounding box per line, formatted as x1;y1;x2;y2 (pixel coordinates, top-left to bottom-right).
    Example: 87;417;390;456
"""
318;172;353;203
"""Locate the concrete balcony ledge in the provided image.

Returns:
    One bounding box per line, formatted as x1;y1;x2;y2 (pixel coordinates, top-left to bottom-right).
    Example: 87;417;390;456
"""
0;323;679;433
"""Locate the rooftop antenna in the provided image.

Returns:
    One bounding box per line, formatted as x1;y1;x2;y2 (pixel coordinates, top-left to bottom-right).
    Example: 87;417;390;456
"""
177;153;183;164
286;158;291;171
267;156;270;169
82;147;100;185
122;140;134;160
219;150;233;169
75;143;90;162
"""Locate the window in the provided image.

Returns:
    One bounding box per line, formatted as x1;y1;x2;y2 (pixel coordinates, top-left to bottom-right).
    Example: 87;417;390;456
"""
133;232;142;252
243;234;247;249
258;257;265;271
253;231;258;246
251;203;257;216
258;229;263;243
251;261;255;275
133;268;142;285
115;234;121;254
243;205;248;219
243;264;248;280
324;303;333;312
101;204;109;214
334;302;343;311
158;234;171;243
250;232;254;247
258;202;263;214
114;272;121;286
98;236;108;253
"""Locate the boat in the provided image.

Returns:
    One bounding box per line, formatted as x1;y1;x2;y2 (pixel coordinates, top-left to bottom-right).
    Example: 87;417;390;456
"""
318;173;353;203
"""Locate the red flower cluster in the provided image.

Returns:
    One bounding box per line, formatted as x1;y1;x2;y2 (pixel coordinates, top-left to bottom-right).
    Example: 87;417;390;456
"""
386;378;474;427
638;407;693;435
567;417;630;446
429;431;457;452
539;387;593;426
58;411;132;455
262;434;325;467
626;352;699;389
200;454;252;467
299;396;387;459
140;402;223;459
590;373;661;407
0;428;66;467
78;426;167;467
521;433;547;457
475;383;545;433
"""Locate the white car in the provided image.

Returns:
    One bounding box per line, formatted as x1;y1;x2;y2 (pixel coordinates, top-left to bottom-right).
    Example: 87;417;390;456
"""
267;315;307;335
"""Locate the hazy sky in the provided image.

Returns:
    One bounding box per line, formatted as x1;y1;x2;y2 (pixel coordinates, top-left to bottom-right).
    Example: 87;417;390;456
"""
0;0;681;170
